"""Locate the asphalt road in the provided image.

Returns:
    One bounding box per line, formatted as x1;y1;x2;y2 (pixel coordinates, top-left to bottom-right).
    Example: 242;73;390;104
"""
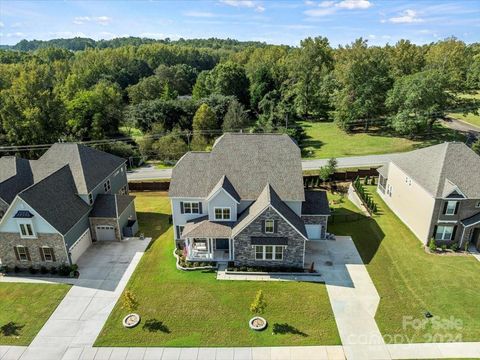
127;152;399;180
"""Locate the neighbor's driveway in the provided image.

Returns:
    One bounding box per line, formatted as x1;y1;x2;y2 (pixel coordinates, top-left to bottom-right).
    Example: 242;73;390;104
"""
18;238;151;360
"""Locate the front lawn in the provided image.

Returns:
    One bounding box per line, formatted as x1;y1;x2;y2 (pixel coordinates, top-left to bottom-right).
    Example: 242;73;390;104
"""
329;186;480;343
300;121;465;159
0;283;70;345
95;192;340;347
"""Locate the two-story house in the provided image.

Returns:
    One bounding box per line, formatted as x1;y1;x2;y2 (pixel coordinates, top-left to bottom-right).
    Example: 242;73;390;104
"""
0;143;138;269
377;142;480;250
169;133;331;268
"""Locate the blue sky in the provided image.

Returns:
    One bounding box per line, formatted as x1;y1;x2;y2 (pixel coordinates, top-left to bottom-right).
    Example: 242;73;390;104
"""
0;0;479;46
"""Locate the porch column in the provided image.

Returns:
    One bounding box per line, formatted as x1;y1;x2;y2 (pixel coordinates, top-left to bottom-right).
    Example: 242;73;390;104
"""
229;238;233;260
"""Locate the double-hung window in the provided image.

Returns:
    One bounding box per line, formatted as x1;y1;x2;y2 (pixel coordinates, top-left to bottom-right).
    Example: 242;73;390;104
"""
435;225;454;240
41;247;55;262
264;219;275;233
445;201;457;215
254;245;283;261
184;202;200;214
15;246;29;262
214;207;230;220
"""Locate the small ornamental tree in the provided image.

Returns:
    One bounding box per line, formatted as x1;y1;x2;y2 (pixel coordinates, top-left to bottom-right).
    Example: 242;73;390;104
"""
122;290;139;313
250;290;267;315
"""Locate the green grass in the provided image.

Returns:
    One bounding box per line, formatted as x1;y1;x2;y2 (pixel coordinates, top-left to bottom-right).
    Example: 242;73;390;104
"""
153;163;173;170
0;283;70;345
119;126;144;138
447;91;480;128
300;121;464;159
329;186;480;343
96;192;340;347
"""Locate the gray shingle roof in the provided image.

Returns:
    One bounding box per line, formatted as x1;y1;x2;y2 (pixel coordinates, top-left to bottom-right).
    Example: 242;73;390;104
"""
181;216;234;238
232;184;307;239
19;166;91;235
302;191;331;215
376;164;389;178
391;142;480;198
169;134;305;201
461;212;480;227
0;157;34;204
90;194;135;218
35;143;126;194
207;175;241;203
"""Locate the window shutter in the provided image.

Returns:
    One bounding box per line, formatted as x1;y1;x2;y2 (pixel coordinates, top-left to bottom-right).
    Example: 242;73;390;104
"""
451;226;457;241
25;247;31;261
199;202;203;214
39;247;45;261
443;202;448;215
180;202;184;214
13;247;20;261
176;226;180;239
51;248;56;262
433;225;438;239
261;220;265;233
273;220;278;233
454;202;460;215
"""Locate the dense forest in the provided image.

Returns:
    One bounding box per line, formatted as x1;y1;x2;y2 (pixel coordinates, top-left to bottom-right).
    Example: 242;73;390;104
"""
0;36;479;161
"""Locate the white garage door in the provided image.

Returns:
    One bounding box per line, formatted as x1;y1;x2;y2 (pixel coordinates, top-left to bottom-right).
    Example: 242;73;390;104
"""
96;225;116;241
69;229;92;264
306;225;322;240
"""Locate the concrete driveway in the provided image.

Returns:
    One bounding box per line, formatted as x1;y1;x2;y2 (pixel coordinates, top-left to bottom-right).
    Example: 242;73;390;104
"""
19;238;151;360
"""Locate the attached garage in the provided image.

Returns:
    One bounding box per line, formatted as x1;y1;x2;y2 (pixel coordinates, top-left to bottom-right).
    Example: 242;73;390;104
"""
69;229;92;264
306;224;323;240
95;225;116;241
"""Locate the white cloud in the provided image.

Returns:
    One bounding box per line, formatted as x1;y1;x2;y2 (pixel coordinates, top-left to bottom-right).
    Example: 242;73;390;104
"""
220;0;265;12
0;22;4;28
388;9;423;24
304;0;316;6
336;0;372;10
73;16;112;26
184;11;216;17
305;0;372;17
6;32;25;38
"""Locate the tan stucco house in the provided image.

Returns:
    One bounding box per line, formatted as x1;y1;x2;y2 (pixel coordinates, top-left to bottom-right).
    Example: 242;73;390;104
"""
377;142;480;250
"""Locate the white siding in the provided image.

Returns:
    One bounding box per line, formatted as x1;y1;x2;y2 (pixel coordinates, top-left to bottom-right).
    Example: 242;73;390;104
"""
0;197;58;234
207;190;237;221
171;198;207;228
378;162;436;243
285;201;302;216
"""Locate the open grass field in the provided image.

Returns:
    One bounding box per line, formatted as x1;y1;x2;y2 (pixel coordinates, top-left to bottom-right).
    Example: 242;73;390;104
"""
329;186;480;343
95;192;340;347
300;121;465;159
447;91;480;128
0;283;70;345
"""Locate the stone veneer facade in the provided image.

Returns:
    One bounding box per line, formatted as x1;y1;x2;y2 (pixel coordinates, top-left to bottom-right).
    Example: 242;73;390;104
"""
233;207;305;268
89;218;121;241
0;232;68;268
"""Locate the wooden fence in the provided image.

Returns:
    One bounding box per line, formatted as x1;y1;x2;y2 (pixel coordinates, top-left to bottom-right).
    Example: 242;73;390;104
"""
128;167;380;192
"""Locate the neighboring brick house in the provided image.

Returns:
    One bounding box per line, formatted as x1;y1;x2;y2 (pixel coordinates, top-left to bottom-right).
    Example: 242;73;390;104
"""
0;143;138;269
377;142;480;250
169;133;331;268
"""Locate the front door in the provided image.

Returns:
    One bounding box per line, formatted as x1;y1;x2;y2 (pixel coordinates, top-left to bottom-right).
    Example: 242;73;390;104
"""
215;238;230;250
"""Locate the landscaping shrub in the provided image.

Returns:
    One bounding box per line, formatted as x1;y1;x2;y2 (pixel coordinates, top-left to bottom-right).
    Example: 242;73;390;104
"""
58;264;71;276
353;177;377;214
40;266;48;274
250;290;267;314
28;266;38;274
429;238;437;252
50;266;57;275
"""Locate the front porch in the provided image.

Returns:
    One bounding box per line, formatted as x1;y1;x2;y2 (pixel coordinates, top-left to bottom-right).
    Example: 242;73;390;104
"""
185;237;233;262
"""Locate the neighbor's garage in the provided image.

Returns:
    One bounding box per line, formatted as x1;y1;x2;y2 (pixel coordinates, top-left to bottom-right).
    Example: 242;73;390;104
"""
69;229;92;263
306;224;323;240
95;225;116;241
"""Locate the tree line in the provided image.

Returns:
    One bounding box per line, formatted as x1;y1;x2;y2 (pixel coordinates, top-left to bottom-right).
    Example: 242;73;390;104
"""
0;36;479;161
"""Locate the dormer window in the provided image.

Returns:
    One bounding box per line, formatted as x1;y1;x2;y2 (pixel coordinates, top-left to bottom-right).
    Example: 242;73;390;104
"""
214;207;231;220
104;179;111;193
88;193;93;205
